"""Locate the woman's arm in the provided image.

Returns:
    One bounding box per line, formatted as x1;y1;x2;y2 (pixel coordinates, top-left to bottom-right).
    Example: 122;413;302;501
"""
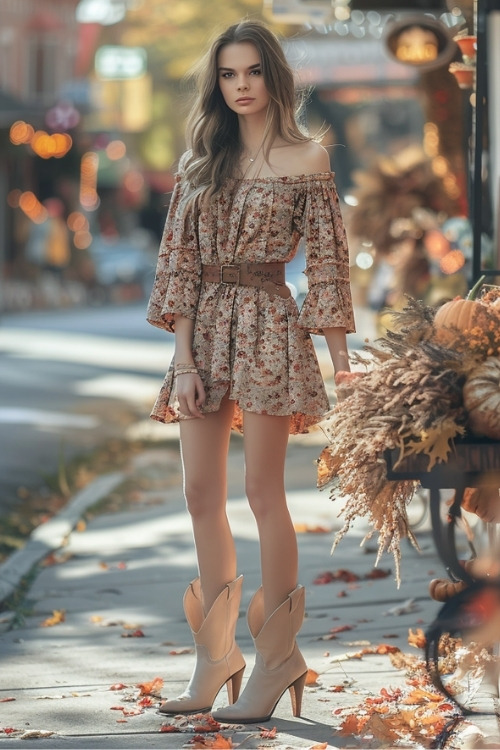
323;326;350;374
174;315;206;419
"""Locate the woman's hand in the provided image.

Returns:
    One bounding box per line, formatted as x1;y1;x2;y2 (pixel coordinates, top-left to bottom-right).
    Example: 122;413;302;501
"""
334;370;363;402
334;371;363;387
176;372;206;419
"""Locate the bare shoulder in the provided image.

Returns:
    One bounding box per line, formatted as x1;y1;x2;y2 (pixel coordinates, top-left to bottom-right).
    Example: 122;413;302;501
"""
296;141;331;175
269;141;331;177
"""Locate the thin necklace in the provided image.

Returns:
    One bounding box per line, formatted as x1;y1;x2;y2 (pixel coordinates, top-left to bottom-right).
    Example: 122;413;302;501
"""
243;139;264;164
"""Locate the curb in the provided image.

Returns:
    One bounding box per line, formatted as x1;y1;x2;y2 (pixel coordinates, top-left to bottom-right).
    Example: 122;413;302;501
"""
0;471;124;607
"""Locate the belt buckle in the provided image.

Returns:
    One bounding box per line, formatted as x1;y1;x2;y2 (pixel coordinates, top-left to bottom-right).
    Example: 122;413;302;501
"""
220;264;240;285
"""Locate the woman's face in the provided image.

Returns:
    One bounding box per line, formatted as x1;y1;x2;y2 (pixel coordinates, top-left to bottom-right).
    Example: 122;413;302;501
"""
217;42;270;117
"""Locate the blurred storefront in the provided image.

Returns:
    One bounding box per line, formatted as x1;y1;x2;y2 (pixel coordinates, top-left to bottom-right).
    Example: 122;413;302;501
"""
1;0;498;313
266;0;498;316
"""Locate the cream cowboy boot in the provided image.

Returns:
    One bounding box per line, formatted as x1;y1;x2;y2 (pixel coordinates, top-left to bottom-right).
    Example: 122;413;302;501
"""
211;585;307;723
159;576;246;715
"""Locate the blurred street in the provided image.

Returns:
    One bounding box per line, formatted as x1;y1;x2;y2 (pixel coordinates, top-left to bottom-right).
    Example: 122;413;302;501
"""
0;301;169;516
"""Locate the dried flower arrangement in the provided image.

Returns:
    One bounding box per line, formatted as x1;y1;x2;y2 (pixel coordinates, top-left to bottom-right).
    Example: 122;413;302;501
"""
317;281;500;584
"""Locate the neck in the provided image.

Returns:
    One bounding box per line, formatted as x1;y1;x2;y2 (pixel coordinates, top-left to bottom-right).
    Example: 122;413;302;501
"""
238;113;268;158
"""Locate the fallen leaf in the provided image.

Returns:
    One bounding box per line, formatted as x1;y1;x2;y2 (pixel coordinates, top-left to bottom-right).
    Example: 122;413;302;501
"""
314;569;360;585
0;697;16;702
136;677;164;696
189;733;233;748
138;695;155;707
121;629;145;638
160;723;181;733
169;647;194;655
330;624;354;635
259;725;277;738
338;711;366;736
305;669;320;686
40;609;65;627
364;568;391;580
408;627;427;649
109;683;127;691
373;643;401;655
309;744;328;749
294;523;330;533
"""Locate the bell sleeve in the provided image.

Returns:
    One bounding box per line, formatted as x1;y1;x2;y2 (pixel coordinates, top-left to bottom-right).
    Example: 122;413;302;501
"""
297;174;355;336
146;155;201;333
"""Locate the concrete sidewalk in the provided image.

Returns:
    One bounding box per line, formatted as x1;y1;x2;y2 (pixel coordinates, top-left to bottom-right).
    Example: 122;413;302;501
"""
0;428;499;749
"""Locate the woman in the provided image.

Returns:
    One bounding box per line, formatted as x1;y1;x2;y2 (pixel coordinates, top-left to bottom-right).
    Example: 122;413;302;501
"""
147;18;355;724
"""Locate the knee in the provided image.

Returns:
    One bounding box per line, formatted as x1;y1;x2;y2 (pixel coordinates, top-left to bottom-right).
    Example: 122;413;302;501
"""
184;481;210;519
184;480;225;520
245;476;281;523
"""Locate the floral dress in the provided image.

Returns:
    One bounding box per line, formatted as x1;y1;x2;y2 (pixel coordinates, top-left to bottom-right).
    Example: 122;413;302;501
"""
147;155;355;434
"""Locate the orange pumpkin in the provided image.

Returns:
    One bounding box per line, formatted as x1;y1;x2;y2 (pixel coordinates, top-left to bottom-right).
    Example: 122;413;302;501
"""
429;577;467;602
463;357;500;439
433;275;499;345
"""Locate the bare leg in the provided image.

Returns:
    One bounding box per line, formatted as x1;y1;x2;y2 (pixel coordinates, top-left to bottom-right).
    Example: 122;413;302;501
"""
180;394;236;613
243;411;297;619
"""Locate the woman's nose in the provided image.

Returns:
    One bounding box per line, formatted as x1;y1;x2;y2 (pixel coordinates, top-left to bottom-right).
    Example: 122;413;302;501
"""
237;79;249;90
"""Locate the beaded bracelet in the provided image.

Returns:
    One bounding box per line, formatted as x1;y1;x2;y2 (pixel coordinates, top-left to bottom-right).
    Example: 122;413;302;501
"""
174;363;199;377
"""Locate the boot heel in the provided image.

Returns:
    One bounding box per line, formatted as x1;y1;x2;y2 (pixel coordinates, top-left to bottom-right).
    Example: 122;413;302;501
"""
227;666;245;704
289;670;307;717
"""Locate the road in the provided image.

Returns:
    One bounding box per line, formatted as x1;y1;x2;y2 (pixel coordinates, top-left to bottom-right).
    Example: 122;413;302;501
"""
0;301;174;516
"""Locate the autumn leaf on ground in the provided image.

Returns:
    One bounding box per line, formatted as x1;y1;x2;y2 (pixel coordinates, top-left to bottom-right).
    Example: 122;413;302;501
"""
259;726;277;738
372;644;400;655
189;733;233;748
121;629;145;638
330;624;354;635
0;728;19;734
137;695;155;707
314;569;360;584
309;743;328;749
109;683;127;691
305;669;320;686
294;523;330;533
160;723;181;732
408;627;427;649
364;568;391;580
136;677;164;696
169;647;194;655
337;711;368;736
0;697;16;702
40;609;65;627
402;687;444;704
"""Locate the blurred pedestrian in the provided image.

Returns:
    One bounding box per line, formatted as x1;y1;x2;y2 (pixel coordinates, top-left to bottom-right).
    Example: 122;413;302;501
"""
147;19;355;724
26;198;71;280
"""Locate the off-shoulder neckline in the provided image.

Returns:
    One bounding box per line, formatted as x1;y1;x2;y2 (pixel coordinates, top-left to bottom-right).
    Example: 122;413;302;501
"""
229;171;335;183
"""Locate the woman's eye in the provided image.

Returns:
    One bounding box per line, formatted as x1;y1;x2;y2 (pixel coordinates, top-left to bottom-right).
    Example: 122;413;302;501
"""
251;69;262;75
221;72;233;79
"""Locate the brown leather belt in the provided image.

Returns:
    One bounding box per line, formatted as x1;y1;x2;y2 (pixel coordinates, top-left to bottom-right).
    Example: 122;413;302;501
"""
201;262;291;299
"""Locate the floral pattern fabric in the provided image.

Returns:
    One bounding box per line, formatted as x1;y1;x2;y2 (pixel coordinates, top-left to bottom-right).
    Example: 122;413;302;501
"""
147;158;355;434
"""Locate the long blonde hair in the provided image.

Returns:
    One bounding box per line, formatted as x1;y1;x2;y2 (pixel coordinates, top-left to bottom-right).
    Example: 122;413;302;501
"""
182;19;312;204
